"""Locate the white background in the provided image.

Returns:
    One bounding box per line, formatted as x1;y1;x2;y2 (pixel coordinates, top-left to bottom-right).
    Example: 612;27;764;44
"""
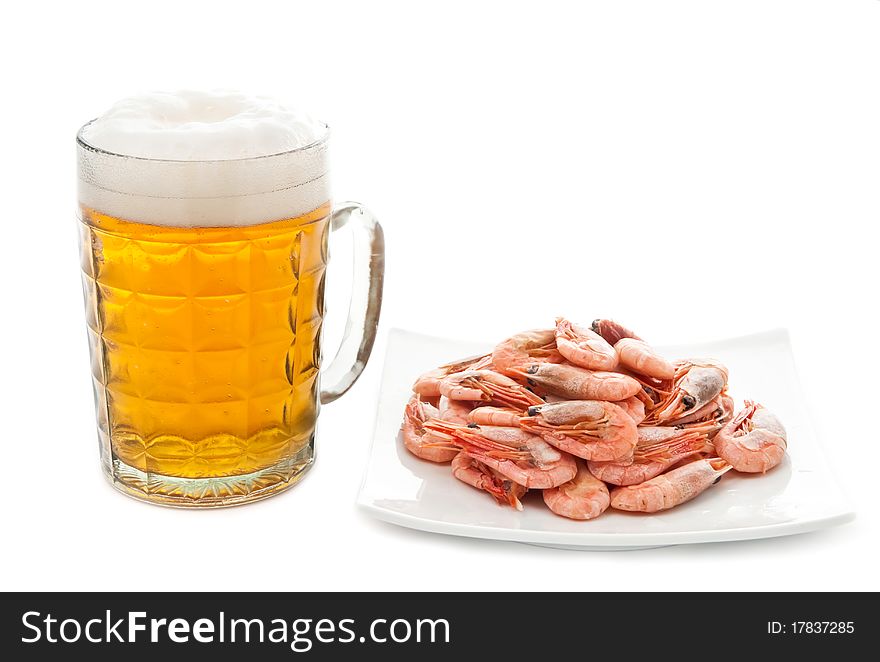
1;0;877;591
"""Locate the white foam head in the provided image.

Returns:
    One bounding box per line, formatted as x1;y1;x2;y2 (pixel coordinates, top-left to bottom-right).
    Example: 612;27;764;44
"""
77;90;330;226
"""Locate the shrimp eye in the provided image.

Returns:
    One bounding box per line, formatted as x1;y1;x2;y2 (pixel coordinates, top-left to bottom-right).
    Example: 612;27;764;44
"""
682;395;696;409
527;406;540;416
591;319;601;332
467;423;479;429
712;475;723;485
525;365;540;375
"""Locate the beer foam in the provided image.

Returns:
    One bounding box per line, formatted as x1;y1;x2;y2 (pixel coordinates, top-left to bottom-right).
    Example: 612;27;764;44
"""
78;91;330;226
81;90;327;161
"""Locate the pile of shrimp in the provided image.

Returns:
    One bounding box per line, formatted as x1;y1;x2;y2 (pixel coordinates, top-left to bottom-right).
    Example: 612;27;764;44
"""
400;318;787;520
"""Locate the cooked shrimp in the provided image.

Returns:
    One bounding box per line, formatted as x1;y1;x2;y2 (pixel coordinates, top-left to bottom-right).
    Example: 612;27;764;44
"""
405;319;788;521
542;461;610;520
492;328;564;376
439;396;473;424
412;367;445;398
519;400;637;461
412;354;492;397
555;318;618;371
439;369;544;409
440;353;493;372
400;395;457;463
588;425;711;486
615;395;647;424
508;362;641;402
591;319;643;346
714;401;787;473
615;338;676;380
451;451;526;510
610;458;732;512
467;406;522;427
644;359;729;424
424;420;577;488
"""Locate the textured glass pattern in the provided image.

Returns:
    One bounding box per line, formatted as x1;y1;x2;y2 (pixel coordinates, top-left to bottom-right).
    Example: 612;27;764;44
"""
79;204;330;505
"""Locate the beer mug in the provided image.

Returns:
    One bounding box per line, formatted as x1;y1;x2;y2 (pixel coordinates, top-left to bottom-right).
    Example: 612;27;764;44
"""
76;92;384;507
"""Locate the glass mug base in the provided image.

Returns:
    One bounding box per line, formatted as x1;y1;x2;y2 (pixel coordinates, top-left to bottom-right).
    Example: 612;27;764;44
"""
101;439;315;508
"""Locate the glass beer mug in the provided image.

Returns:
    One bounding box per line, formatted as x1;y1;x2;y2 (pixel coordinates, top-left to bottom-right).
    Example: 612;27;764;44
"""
76;92;384;507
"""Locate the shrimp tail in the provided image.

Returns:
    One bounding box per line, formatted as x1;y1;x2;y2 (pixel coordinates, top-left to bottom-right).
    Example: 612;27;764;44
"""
709;457;733;477
505;487;525;511
482;479;520;509
591;319;643;345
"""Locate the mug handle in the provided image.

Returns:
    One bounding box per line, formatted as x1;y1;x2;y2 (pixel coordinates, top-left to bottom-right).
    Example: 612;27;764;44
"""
319;201;385;404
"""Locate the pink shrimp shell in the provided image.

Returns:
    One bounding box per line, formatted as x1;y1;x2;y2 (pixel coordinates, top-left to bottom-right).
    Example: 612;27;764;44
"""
542;462;610;520
554;318;618;371
609;458;731;512
401;396;457;463
713;402;786;473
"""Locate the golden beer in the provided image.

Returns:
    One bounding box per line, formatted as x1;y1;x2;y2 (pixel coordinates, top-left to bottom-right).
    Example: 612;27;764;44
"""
80;204;330;480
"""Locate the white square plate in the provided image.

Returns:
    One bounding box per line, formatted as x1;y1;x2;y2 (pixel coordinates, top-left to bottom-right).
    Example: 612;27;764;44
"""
357;328;854;550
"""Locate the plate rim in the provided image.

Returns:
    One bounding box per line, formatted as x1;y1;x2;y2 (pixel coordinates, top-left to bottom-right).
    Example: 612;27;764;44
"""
357;499;856;547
